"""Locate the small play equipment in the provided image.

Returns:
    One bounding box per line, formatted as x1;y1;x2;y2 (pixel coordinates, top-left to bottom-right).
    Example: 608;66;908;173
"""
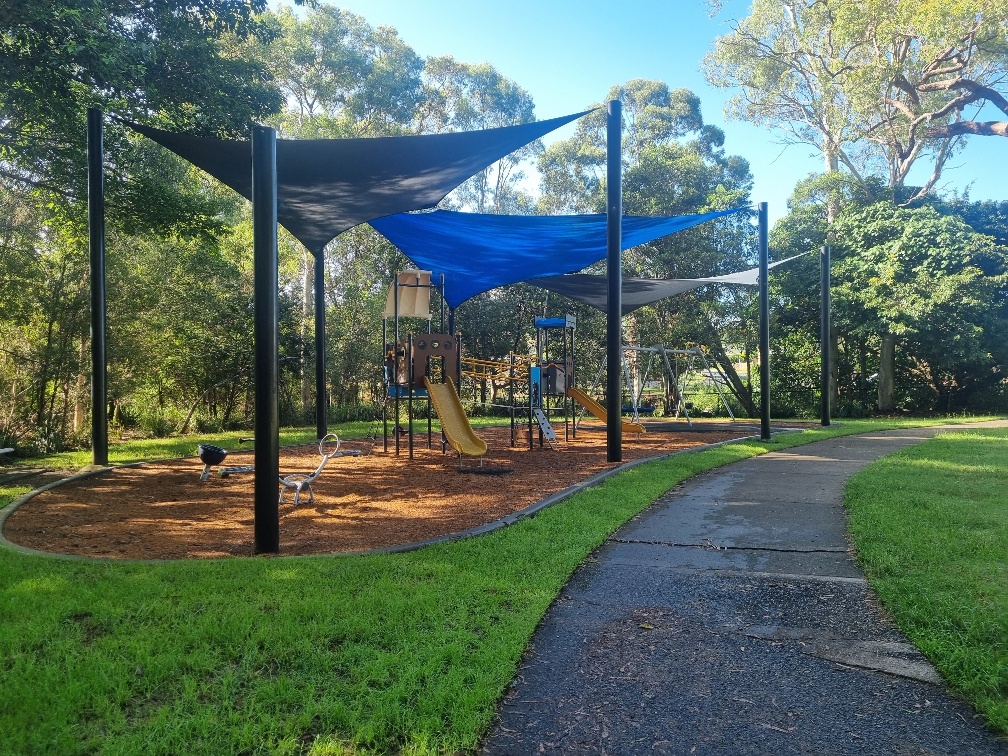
528;314;576;448
382;269;457;458
197;443;228;482
423;376;487;466
278;434;362;508
461;351;536;447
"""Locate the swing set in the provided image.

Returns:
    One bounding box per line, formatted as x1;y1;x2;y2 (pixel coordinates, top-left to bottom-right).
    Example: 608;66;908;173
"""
577;344;735;428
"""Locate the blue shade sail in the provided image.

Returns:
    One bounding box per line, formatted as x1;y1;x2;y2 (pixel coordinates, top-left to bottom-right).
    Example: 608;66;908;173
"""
126;111;589;255
369;206;747;308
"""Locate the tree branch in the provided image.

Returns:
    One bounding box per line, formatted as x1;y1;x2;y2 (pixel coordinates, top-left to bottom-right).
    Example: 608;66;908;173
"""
926;120;1008;138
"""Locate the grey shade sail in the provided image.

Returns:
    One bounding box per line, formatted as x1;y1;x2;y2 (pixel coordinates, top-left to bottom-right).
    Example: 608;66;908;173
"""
369;207;746;308
527;254;806;315
126;111;589;255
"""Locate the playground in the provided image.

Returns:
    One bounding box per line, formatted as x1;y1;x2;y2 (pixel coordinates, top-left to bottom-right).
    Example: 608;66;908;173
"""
2;419;760;560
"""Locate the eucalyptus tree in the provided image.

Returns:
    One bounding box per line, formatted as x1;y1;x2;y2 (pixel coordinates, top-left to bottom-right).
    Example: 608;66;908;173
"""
704;0;1008;203
705;0;1008;410
421;56;540;213
537;80;757;415
249;5;426;418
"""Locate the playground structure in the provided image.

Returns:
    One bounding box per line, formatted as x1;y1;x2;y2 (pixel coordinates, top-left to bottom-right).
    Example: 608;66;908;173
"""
382;270;488;463
528;315;576;449
577;344;735;429
378;270;738;463
278;434;362;508
424;376;488;465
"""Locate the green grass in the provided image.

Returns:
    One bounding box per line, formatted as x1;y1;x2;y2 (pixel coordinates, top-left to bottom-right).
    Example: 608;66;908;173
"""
846;428;1008;735
0;417;1002;753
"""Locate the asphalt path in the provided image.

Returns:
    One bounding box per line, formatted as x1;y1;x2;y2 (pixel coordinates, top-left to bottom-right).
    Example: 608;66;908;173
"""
483;424;1008;755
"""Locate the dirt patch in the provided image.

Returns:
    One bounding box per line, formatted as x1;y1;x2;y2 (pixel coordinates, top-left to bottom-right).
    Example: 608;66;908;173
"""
2;420;766;560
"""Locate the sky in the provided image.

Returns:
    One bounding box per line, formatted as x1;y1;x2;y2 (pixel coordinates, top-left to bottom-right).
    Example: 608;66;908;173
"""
316;0;1006;226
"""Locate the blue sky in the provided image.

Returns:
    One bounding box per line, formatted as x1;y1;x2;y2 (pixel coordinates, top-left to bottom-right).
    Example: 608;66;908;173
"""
323;0;1005;225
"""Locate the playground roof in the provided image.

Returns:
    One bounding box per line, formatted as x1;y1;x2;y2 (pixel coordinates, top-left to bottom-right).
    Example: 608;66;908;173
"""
369;207;746;308
527;254;806;315
126;111;587;255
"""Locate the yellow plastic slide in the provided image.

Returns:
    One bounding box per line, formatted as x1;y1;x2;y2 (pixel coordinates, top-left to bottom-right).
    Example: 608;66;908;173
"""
567;387;646;435
424;376;488;458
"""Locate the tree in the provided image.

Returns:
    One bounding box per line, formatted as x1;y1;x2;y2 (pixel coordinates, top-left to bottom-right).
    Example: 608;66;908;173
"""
0;0;285;230
258;5;424;139
704;0;1008;203
420;57;541;213
832;202;1008;412
704;0;1008;410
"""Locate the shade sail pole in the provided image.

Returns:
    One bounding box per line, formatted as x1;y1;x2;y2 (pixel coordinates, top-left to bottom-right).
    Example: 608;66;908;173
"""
820;245;831;427
87;108;108;467
758;202;771;441
315;251;326;439
252;126;280;554
606;100;623;462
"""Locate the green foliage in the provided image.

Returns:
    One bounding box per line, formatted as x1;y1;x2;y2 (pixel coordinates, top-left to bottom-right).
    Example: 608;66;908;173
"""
0;0;283;227
704;0;1008;201
832;202;1008;411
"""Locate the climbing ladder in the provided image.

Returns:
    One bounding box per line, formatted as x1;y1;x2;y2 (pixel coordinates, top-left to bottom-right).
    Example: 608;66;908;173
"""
532;407;559;449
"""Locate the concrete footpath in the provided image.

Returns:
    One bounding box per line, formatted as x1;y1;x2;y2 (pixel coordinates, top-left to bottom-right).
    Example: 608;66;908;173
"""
483;424;1008;755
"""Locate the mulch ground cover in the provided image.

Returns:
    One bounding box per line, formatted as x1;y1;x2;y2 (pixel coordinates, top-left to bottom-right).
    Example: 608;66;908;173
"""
2;420;771;560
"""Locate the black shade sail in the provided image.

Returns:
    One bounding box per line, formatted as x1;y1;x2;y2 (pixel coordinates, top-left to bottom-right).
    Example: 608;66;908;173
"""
527;254;806;315
127;111;589;255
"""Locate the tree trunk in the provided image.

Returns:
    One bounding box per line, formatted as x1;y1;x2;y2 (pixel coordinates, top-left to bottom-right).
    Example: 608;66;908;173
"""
878;333;896;412
74;333;87;433
300;248;313;419
829;326;839;414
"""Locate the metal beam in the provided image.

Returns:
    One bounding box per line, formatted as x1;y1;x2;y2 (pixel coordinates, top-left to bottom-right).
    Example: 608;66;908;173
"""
252;126;280;554
87;108;108;467
606;100;623;462
315;250;326;439
758;202;771;441
820;245;831;427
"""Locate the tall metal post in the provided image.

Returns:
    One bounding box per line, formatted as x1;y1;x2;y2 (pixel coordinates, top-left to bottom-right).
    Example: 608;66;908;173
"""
606;99;623;462
758;202;771;441
820;245;831;426
315;251;326;439
252;126;280;554
87;108;108;467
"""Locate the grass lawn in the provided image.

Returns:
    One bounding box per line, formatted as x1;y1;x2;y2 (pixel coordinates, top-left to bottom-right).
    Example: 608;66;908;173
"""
0;417;1003;753
846;427;1008;736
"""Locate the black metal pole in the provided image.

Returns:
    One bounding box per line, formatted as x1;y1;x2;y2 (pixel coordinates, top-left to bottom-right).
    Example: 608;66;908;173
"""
758;202;771;441
606;99;623;463
87;108;108;466
820;245;831;427
315;251;326;439
252;125;280;554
